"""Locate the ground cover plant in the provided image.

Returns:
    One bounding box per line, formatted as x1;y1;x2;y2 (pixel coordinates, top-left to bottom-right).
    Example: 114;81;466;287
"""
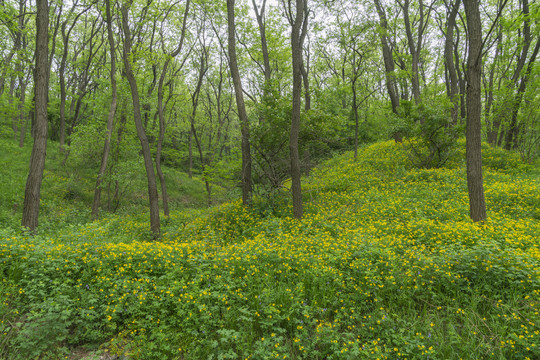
1;140;539;359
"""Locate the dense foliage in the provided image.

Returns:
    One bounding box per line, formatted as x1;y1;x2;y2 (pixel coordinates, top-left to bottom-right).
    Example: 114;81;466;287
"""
1;139;539;359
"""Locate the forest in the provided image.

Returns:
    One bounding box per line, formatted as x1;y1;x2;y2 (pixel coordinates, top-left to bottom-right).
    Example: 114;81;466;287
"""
0;0;539;358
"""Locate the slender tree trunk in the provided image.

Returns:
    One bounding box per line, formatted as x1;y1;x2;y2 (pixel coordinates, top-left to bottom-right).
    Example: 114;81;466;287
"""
59;29;68;152
9;77;17;142
300;61;310;111
374;0;401;141
486;27;502;144
11;0;25;143
188;48;209;200
17;78;27;147
505;38;540;150
464;0;487;222
0;48;15;97
227;0;252;206
353;78;359;159
286;0;308;219
110;107;127;212
92;0;117;220
22;0;49;233
444;0;460;125
251;0;271;97
492;0;531;149
191;122;211;205
188;130;193;179
156;93;170;216
121;3;160;237
400;0;425;105
454;27;466;123
155;0;190;217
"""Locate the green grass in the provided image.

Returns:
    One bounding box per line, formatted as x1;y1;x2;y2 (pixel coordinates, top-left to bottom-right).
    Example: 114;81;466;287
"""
0;135;225;234
1;138;539;359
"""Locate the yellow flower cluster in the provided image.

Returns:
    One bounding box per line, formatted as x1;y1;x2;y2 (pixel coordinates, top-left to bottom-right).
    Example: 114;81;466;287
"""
1;140;538;359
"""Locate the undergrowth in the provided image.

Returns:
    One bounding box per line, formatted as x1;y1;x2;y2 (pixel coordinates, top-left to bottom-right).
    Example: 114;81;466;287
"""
1;139;539;359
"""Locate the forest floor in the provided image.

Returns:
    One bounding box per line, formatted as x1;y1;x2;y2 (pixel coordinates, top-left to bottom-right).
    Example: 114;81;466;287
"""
1;138;539;359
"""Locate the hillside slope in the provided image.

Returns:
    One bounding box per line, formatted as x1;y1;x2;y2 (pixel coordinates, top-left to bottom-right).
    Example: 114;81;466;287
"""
1;140;539;359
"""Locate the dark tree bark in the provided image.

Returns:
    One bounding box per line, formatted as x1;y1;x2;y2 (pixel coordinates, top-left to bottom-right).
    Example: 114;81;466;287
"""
486;0;531;148
352;74;359;159
22;0;49;232
444;0;461;124
58;1;89;152
17;72;29;148
227;0;253;207
374;0;401;141
189;47;210;203
283;0;308;219
9;76;17;142
121;3;160;237
454;25;467;123
251;0;271;88
108;106;127;212
398;0;431;105
485;26;502;144
504;0;537;150
188;130;193;179
13;0;28;145
156;0;190;217
0;47;15;97
505;37;539;150
464;0;487;222
300;56;311;111
92;0;117;220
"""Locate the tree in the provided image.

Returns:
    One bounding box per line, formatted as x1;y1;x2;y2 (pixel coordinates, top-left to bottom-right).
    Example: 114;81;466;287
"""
156;0;191;217
283;0;308;219
251;0;272;96
227;0;253;207
21;0;49;232
120;2;161;237
504;0;539;150
463;0;486;222
57;0;92;153
373;0;401;141
92;0;118;220
442;0;461;124
397;0;432;106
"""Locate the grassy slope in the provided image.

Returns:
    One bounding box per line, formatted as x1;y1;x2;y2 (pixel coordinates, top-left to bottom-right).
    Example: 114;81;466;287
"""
1;139;539;359
0;136;225;231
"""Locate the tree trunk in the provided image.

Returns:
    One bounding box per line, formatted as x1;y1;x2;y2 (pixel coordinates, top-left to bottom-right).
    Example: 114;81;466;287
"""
251;0;271;94
22;0;49;233
9;77;17;142
227;0;253;207
17;77;27;147
485;27;502;144
464;0;487;222
444;0;460;125
400;0;425;105
92;0;117;220
155;0;190;217
454;26;466;123
301;60;310;111
188;130;193;179
286;0;308;219
188;47;209;200
352;77;359;159
374;0;401;141
505;37;540;150
59;26;68;152
121;4;160;237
